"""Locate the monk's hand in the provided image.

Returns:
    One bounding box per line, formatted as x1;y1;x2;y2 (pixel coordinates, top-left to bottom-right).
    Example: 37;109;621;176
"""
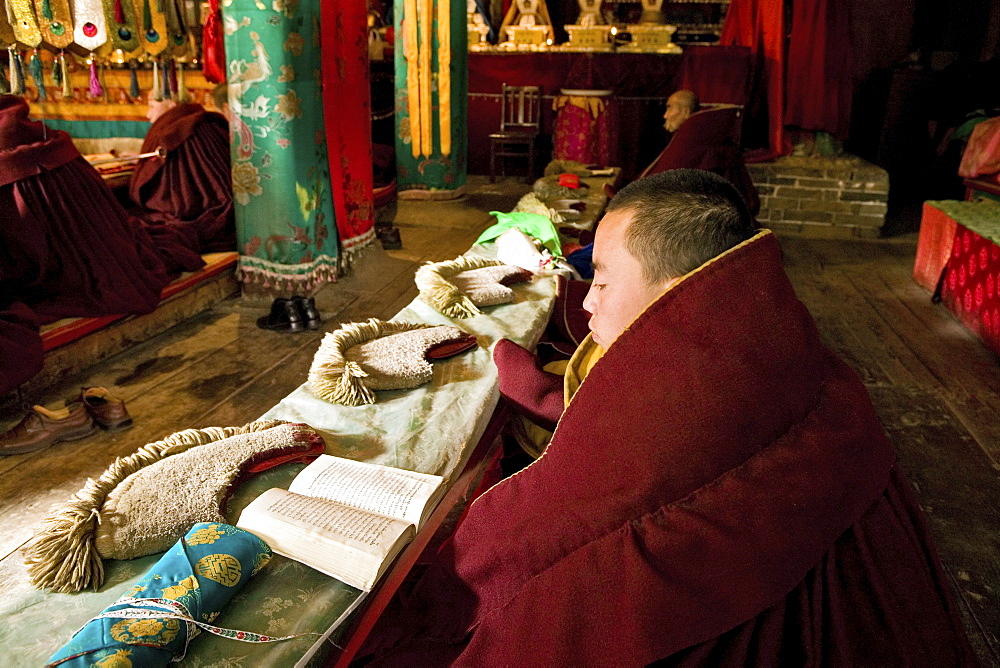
492;339;563;431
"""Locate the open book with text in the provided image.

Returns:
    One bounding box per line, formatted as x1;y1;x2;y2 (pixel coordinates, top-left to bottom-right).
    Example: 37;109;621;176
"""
237;454;445;591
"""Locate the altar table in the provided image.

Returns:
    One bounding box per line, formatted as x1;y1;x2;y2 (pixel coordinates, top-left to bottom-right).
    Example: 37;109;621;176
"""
918;200;1000;356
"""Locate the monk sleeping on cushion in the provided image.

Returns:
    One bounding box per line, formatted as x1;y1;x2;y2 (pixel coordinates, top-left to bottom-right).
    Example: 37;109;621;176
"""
358;169;974;666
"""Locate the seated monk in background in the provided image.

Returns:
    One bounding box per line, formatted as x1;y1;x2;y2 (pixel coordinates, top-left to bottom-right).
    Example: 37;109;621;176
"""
0;95;190;394
361;170;974;665
129;89;235;254
641;89;760;215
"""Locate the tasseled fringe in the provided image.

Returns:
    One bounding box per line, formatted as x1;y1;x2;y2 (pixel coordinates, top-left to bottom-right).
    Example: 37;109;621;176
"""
128;59;139;98
414;255;505;318
59;51;71;98
0;57;9;95
307;319;432;406
151;59;161;100
161;57;169;99
10;50;25;96
176;61;186;102
29;50;46;101
22;419;286;593
52;53;62;87
167;57;177;98
236;263;340;296
100;61;109;103
88;58;102;97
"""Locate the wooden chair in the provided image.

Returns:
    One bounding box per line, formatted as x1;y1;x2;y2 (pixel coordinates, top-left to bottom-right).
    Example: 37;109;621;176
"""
489;84;542;182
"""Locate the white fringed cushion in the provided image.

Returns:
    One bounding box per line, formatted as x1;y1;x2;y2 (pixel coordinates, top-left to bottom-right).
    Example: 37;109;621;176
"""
415;255;532;318
308;319;477;406
94;423;324;560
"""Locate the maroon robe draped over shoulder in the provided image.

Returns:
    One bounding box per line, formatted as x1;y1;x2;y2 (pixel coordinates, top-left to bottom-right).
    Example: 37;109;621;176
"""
642;107;761;216
367;231;974;666
129;103;235;254
0;95;175;394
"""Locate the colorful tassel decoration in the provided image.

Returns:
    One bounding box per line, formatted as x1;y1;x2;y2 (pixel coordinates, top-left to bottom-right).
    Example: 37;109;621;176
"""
167;57;177;97
151;59;161;100
59;51;71;98
53;55;62;87
12;50;25;96
29;50;46;100
176;61;186;101
88;58;102;97
161;58;169;99
129;60;139;98
0;63;9;95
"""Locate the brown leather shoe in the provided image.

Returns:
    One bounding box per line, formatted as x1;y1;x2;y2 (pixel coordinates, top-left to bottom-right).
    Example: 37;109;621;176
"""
81;387;133;432
0;403;96;455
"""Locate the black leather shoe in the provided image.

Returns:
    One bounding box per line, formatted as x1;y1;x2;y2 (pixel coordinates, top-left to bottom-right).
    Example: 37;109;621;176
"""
256;298;305;332
293;295;322;330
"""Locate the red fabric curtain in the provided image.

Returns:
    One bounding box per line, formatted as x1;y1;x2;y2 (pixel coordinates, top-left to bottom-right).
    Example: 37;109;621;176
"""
719;0;789;160
784;0;854;139
320;0;376;259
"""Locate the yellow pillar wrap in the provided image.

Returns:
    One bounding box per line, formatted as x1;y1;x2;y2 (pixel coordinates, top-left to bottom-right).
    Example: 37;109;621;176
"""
418;0;433;157
404;0;420;159
437;0;450;157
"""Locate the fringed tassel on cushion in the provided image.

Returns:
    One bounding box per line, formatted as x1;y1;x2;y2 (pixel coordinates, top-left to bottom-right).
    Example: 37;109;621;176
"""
29;50;45;100
308;319;432;406
88;58;102;97
22;419;285;594
414;255;505;318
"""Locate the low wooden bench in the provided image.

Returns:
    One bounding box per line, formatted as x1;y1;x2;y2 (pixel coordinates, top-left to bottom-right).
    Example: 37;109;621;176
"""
27;252;239;395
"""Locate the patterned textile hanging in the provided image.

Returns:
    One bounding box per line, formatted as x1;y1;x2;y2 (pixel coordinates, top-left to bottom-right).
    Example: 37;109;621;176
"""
164;0;189;57
7;0;42;47
223;0;340;294
394;0;468;198
102;0;139;51
131;0;167;56
319;0;375;266
33;0;73;48
0;0;17;46
71;0;108;52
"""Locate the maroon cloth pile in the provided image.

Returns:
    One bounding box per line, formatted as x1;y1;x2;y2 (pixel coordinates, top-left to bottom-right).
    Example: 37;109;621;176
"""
365;232;974;665
642;107;761;216
0;95;176;394
129;103;235;255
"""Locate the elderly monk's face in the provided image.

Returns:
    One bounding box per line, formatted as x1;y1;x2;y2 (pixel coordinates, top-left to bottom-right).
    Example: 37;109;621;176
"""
583;209;675;348
663;92;692;133
146;94;177;123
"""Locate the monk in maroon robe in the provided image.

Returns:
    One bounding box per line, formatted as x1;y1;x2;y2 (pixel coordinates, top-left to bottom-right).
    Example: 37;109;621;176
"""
642;92;760;216
362;170;974;665
129;95;235;254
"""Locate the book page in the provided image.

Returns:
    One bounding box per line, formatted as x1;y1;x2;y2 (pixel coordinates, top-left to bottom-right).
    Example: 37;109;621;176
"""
267;490;402;550
289;455;442;526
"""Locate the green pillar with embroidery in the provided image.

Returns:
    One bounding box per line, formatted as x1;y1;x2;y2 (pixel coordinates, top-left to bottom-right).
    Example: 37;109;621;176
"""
223;0;339;294
394;0;468;199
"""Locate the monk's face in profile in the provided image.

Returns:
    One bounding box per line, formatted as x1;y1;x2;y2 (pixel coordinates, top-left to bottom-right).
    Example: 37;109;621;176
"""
663;92;693;133
146;92;177;124
583;209;675;348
